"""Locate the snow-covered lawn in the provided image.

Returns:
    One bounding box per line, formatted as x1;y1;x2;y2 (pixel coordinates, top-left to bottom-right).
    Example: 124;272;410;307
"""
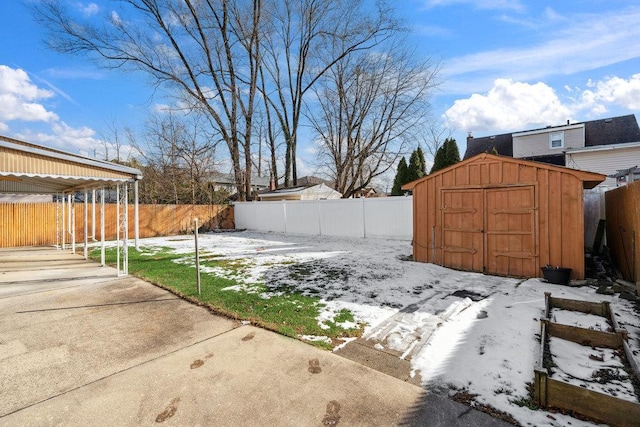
129;231;640;426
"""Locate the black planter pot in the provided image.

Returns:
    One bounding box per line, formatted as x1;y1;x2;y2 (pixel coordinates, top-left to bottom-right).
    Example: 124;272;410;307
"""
541;266;572;285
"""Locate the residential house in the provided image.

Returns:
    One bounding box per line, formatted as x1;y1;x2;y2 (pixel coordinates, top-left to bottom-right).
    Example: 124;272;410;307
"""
258;183;342;201
351;187;378;198
208;172;271;195
464;114;640;188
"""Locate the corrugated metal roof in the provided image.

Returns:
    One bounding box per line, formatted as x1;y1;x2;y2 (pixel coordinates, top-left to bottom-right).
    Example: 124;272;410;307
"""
0;135;142;194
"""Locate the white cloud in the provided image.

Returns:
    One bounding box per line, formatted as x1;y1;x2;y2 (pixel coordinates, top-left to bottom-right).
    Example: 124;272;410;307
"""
580;74;640;111
79;2;99;17
0;64;115;158
15;121;100;155
445;74;640;134
0;65;58;123
445;79;571;132
110;11;122;26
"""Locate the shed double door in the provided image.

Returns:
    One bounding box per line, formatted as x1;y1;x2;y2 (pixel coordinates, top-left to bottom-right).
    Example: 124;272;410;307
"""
441;186;537;277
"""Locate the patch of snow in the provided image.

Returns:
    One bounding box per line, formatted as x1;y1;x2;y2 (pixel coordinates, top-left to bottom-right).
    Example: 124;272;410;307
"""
129;231;640;427
332;337;358;352
299;335;332;344
550;336;637;403
552;308;611;332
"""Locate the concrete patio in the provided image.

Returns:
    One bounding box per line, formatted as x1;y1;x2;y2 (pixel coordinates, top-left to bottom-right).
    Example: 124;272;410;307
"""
0;247;508;426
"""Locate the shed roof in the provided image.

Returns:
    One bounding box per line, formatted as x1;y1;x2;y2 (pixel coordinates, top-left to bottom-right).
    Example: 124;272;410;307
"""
0;135;142;194
402;153;606;191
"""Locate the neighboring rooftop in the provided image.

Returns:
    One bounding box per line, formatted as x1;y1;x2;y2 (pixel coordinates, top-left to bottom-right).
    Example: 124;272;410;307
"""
463;114;640;160
464;132;514;159
584;114;640;146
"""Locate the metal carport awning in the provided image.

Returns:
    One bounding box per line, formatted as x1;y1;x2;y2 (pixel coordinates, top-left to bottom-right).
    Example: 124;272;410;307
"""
0;135;143;276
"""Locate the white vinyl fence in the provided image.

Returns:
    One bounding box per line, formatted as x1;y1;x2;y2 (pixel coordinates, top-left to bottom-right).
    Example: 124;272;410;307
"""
234;196;413;240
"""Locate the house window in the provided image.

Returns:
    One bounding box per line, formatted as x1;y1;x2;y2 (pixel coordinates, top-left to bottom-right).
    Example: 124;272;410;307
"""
549;132;564;149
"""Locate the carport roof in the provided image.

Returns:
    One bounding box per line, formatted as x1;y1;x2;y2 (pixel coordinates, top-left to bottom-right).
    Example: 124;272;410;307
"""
0;135;142;194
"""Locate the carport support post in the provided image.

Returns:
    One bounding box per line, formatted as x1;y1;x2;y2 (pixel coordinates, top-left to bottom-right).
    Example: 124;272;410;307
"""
68;194;72;251
101;188;105;267
61;193;66;250
124;183;128;275
83;190;88;259
116;184;120;274
71;194;75;254
92;188;96;241
134;179;139;251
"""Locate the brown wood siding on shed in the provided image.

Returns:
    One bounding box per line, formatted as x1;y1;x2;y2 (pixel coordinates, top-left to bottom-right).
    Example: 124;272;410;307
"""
409;155;594;279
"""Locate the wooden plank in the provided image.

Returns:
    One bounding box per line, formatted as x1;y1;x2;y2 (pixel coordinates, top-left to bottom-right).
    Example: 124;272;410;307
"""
538;169;549;270
548;171;561;268
549;296;608;317
544;320;622;348
547;377;640;427
561;173;579;277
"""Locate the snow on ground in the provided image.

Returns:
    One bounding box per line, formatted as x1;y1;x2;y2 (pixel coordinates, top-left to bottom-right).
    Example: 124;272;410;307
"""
551;308;612;331
550;336;637;403
125;231;640;427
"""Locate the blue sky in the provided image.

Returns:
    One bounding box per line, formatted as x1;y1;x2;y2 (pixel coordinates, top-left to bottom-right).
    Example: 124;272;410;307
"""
1;0;639;177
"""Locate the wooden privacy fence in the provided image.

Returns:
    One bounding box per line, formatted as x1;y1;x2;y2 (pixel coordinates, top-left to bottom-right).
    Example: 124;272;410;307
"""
0;203;234;247
605;181;640;284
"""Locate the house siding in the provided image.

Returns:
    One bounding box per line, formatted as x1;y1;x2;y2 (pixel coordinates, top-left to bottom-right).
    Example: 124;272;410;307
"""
566;145;640;188
513;126;585;158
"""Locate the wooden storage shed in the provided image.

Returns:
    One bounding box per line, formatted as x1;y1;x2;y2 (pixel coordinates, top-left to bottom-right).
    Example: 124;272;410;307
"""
402;154;605;279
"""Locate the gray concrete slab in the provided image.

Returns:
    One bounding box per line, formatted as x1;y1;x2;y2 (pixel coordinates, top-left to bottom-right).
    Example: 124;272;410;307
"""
0;248;510;426
0;249;239;418
3;326;427;426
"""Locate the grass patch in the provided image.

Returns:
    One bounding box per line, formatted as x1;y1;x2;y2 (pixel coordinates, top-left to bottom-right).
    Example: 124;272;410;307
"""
91;247;361;349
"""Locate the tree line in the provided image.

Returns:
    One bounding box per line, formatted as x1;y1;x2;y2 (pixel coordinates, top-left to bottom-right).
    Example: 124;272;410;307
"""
33;0;441;200
390;137;460;195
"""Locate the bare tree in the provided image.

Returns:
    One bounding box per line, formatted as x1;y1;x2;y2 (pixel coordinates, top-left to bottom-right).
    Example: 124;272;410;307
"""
133;112;219;204
259;0;397;187
418;118;456;167
33;0;262;200
309;42;439;198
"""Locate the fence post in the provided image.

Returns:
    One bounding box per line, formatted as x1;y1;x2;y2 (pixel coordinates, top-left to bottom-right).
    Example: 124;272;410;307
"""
361;197;366;238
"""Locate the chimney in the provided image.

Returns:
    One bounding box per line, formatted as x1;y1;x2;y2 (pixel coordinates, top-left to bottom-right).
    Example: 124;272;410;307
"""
467;131;473;142
567;120;570;125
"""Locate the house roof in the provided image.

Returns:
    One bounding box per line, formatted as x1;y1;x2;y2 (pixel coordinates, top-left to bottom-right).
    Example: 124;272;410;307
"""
463;132;513;159
0;135;142;194
258;182;342;199
209;171;270;187
463;114;640;160
402;153;606;191
584;114;640;146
